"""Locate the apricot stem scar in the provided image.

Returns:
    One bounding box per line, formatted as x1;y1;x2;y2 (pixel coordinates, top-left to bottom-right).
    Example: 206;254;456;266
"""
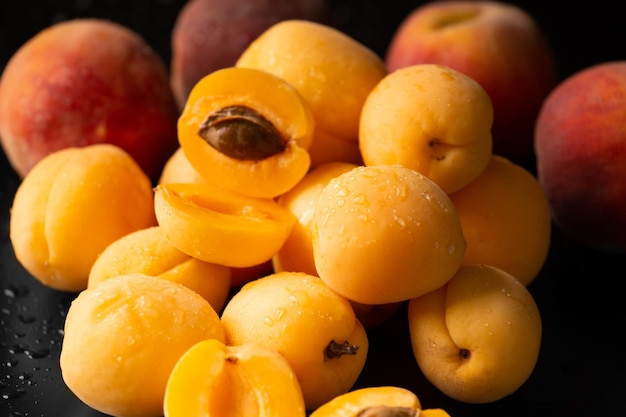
459;348;470;360
324;340;359;360
198;105;286;161
356;406;419;417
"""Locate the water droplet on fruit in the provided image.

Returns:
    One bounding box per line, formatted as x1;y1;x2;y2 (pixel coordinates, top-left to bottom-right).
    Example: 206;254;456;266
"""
263;316;274;327
448;244;456;255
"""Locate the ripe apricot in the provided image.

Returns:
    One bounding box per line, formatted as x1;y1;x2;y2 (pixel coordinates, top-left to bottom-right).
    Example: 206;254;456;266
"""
407;264;542;403
221;271;369;410
88;225;231;312
236;19;387;167
313;164;466;305
164;339;306;417
9;144;156;292
449;155;552;285
153;182;295;268
158;147;207;185
60;273;225;417
273;161;359;276
310;386;421;417
178;66;314;198
359;63;493;194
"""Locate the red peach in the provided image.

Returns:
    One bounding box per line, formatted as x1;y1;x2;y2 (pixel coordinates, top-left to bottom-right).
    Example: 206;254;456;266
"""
170;0;332;109
534;61;626;251
0;18;179;181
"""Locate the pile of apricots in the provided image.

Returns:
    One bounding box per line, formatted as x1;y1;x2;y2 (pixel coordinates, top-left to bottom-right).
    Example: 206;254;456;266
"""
6;17;551;417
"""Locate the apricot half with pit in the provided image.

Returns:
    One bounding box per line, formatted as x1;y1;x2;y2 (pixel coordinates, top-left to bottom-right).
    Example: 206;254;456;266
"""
178;66;314;199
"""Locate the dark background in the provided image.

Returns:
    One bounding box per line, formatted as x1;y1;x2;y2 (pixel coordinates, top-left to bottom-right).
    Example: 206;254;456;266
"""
1;1;625;416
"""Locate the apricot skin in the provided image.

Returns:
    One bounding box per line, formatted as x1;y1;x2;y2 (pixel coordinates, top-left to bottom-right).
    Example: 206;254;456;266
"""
60;273;225;417
88;225;231;312
0;18;179;181
9;144;156;292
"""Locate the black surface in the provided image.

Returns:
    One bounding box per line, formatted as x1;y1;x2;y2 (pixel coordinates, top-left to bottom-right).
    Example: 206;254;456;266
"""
1;1;625;416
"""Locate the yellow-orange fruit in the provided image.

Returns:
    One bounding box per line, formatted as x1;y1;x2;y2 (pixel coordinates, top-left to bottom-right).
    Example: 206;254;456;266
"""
60;273;225;417
313;164;466;305
9;144;156;292
153;182;295;268
177;66;314;198
88;225;231;312
449;155;551;285
164;339;306;417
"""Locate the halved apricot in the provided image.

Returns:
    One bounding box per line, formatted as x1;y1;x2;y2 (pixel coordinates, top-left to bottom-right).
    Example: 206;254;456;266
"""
178;66;314;199
310;386;421;417
164;339;306;417
153;182;296;268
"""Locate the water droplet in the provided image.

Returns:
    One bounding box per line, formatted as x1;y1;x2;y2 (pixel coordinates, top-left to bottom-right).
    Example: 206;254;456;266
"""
1;387;26;400
263;316;274;327
448;244;456;255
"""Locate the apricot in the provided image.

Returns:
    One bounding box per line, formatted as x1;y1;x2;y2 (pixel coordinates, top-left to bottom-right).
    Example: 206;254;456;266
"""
236;19;387;167
170;0;332;109
449;155;552;285
164;339;306;417
178;66;314;199
309;386;421;417
273;161;359;276
9;144;156;292
0;18;179;181
88;225;231;312
158;147;207;186
221;271;369;410
153;182;295;268
359;63;493;194
407;264;542;403
60;273;225;417
312;164;466;305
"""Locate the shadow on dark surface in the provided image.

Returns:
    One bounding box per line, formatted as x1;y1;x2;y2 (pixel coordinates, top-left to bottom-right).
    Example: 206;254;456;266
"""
1;1;625;416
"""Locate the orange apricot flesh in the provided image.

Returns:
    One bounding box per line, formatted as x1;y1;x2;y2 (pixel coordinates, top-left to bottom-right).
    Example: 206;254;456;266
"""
153;182;296;268
164;339;306;417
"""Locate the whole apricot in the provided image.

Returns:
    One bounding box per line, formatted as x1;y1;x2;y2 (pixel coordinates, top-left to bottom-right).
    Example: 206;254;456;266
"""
359;63;493;194
273;161;359;276
236;19;387;167
158;147;207;186
0;18;179;181
88;225;231;312
9;144;156;292
408;264;542;403
221;271;369;410
60;273;226;417
313;164;466;305
449;155;551;285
